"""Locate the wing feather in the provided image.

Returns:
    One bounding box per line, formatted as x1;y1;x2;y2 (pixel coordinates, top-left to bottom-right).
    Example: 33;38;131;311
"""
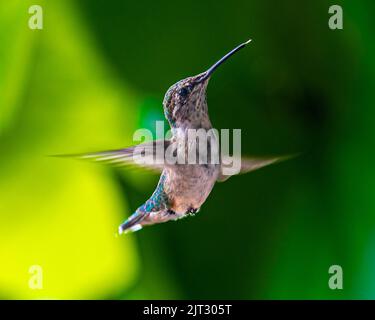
54;140;170;173
217;154;297;182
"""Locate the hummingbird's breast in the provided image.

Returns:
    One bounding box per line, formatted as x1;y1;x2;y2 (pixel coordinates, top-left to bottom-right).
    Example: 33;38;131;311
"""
164;163;219;214
164;115;219;214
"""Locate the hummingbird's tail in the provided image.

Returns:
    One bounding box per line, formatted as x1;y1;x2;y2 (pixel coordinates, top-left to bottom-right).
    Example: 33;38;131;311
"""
119;173;169;234
118;210;148;234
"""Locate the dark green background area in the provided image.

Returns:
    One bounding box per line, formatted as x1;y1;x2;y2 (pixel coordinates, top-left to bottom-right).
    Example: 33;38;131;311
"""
1;0;374;299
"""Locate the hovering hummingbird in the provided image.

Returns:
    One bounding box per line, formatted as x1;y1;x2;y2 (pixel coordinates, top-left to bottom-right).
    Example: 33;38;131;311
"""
69;39;292;234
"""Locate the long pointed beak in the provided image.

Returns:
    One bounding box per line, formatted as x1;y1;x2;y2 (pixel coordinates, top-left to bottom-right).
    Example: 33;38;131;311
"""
196;39;252;83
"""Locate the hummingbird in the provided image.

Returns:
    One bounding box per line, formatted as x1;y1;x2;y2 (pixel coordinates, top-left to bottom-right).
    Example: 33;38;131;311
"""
71;39;292;234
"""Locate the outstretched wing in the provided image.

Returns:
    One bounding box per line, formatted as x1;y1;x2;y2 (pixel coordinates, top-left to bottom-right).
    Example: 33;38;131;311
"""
54;140;170;173
217;154;297;182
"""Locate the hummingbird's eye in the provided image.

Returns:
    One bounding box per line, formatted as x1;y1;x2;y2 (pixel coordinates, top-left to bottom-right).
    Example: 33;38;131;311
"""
178;87;189;98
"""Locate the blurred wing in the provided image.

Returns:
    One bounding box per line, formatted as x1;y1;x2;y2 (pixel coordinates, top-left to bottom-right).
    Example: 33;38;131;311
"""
217;154;297;182
55;140;170;173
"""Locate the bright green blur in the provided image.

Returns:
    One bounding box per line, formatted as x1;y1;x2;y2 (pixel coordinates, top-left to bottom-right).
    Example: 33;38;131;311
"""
0;0;374;299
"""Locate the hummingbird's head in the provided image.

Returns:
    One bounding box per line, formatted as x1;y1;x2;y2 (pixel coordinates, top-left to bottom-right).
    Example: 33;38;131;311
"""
163;74;210;129
163;39;252;129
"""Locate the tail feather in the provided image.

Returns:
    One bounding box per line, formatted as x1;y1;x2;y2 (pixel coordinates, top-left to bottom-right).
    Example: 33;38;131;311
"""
118;211;148;234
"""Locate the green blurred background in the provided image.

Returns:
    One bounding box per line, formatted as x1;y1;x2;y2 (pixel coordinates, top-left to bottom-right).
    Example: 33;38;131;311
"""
0;0;374;299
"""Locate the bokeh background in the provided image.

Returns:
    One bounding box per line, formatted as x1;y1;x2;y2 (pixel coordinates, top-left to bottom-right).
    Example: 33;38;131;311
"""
0;0;374;299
